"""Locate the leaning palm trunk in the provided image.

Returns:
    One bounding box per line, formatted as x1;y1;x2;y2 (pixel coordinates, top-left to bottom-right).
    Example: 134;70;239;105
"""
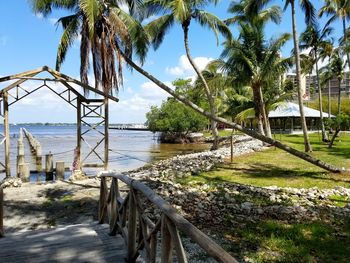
328;80;331;119
183;24;219;150
259;87;272;138
120;51;349;174
315;53;328;141
291;0;312;152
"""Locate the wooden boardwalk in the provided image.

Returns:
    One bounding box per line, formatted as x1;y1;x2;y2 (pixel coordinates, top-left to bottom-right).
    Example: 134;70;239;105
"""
0;223;126;263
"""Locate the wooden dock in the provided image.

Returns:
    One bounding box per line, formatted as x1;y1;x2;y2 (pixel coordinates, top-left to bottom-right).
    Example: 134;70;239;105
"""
0;223;126;263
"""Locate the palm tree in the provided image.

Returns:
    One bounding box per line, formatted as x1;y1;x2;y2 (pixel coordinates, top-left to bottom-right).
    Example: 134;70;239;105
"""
299;24;333;141
224;0;283;138
319;0;350;71
144;0;231;149
328;49;345;114
30;0;148;95
283;0;316;152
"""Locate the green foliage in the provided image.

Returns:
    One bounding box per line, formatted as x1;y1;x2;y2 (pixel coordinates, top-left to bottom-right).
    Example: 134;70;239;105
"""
308;96;350;116
325;113;350;131
146;99;207;134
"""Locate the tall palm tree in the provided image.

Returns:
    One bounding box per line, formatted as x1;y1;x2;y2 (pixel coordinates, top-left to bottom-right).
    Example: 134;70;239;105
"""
283;0;316;152
30;0;148;95
328;49;345;114
299;24;333;141
144;0;231;149
319;42;335;119
221;23;292;138
224;0;283;138
319;0;350;71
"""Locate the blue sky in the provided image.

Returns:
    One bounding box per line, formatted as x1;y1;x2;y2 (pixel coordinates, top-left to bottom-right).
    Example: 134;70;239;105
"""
0;1;343;123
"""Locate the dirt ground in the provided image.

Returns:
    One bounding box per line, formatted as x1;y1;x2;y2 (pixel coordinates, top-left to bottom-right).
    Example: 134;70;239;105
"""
2;179;104;233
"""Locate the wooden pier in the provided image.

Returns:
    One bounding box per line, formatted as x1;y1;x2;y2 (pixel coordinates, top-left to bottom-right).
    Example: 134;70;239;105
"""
0;223;126;263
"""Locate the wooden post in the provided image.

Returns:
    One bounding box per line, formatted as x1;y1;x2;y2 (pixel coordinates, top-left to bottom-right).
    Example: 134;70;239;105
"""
127;188;137;262
18;163;30;181
36;156;42;174
230;135;234;163
55;161;65;180
104;98;109;170
45;153;53;180
0;187;4;238
3;92;10;178
17;140;24;156
76;97;82;170
161;215;172;263
16;155;25;177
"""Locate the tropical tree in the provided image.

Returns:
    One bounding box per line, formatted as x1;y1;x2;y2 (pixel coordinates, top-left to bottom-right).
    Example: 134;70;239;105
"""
319;0;350;71
282;0;316;152
328;48;345;114
144;0;231;149
30;0;148;95
223;0;285;138
221;23;291;138
299;24;333;141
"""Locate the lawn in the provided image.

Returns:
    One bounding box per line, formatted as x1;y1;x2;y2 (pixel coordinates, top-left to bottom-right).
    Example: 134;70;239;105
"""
179;132;350;189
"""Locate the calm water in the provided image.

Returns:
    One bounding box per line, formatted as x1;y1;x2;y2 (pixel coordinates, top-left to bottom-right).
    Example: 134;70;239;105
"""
0;125;209;180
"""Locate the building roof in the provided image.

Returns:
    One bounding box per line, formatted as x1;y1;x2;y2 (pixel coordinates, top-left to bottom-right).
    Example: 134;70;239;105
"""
269;102;335;118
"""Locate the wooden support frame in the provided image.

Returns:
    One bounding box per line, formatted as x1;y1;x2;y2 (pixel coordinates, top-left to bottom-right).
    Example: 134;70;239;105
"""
0;66;117;176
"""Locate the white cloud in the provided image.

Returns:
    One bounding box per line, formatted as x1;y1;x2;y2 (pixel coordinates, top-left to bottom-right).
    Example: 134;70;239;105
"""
49;18;58;25
35;13;44;19
166;55;214;77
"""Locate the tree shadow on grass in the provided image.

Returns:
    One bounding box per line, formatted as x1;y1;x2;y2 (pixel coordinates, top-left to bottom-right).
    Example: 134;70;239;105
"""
234;219;350;263
210;163;350;187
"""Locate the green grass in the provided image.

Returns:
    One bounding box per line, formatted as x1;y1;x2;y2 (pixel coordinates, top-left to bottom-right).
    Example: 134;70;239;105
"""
234;219;350;263
328;195;350;207
178;133;350;189
203;129;237;138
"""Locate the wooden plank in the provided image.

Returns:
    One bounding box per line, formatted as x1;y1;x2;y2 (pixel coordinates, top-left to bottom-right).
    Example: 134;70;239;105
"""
127;188;137;261
166;218;188;263
0;187;3;237
104;98;109;170
161;214;172;263
3;92;10;177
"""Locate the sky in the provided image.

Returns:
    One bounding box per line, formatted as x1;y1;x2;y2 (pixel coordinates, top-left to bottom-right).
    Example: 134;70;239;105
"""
0;1;344;124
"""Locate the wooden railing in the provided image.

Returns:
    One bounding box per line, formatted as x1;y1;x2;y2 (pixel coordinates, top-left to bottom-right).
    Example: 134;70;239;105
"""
98;172;238;263
0;186;4;237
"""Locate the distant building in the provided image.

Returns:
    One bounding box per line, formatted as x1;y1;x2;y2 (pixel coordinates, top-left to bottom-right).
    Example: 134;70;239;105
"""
284;72;350;100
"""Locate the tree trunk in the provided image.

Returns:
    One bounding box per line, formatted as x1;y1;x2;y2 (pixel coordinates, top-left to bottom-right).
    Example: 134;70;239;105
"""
120;51;349;174
328;129;340;148
183;24;219;150
315;52;328;141
328;80;331;119
259;87;271;138
291;0;312;152
343;18;350;72
338;77;342;115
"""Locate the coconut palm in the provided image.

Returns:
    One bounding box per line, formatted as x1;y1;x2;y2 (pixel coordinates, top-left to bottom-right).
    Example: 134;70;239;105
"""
30;0;148;95
299;24;333;141
328;49;345;114
319;0;350;71
224;0;283;138
143;0;231;149
221;22;292;138
282;0;316;152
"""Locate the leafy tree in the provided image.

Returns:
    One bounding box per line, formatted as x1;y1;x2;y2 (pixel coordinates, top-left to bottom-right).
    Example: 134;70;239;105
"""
146;98;207;141
144;0;231;149
325;113;350;148
299;23;333;141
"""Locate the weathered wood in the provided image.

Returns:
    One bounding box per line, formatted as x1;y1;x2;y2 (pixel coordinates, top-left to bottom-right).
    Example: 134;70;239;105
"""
76;97;82;170
3;92;10;177
36;156;42;174
108;178;119;235
161;214;172;263
0;187;4;237
230;135;234;163
99;177;108;224
45;154;53;180
127;188;137;262
100;172;239;263
55;161;65;180
18;163;30;181
16;155;25;177
17;141;24;156
104;98;109;170
166;217;188;263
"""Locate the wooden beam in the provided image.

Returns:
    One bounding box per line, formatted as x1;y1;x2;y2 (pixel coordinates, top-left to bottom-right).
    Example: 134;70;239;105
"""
0;187;3;237
3;92;10;178
76;97;82;170
104;98;109;170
